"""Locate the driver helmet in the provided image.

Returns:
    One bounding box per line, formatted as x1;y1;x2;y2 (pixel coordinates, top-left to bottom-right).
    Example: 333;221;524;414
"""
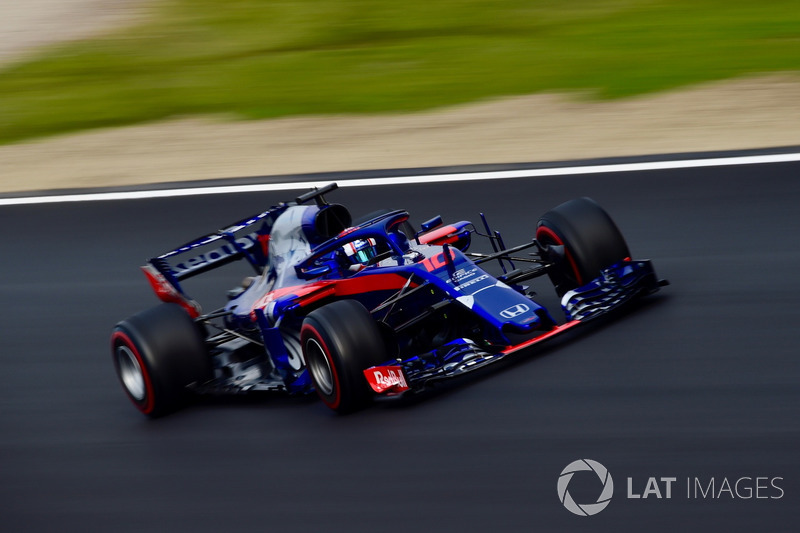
342;237;380;265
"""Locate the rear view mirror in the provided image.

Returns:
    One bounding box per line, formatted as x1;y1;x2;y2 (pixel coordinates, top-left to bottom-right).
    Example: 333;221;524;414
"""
415;215;443;244
296;264;332;280
420;216;443;233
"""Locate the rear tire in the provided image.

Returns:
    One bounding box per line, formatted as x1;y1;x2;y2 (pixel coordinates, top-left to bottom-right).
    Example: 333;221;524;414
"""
301;300;388;413
111;303;211;418
536;197;630;296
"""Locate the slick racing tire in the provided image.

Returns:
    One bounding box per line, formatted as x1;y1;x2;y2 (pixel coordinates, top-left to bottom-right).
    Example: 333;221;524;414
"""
301;300;389;414
111;303;211;418
537;197;630;296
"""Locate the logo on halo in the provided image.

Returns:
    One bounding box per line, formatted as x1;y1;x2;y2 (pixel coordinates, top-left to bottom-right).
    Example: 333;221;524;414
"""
557;459;614;516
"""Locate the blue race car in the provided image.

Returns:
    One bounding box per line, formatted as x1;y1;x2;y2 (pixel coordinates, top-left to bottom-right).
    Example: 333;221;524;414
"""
111;183;666;416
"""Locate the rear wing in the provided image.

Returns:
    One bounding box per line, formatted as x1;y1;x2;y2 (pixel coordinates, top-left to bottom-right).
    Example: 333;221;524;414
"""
150;208;282;281
141;182;344;316
142;205;286;316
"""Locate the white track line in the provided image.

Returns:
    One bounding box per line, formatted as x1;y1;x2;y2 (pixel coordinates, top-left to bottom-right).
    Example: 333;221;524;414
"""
2;152;799;206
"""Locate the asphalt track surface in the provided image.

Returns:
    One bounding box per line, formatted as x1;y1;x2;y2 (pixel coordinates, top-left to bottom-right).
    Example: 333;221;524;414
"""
2;156;799;532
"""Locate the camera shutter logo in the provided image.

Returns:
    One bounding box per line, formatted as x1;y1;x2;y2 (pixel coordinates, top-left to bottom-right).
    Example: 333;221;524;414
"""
557;459;614;516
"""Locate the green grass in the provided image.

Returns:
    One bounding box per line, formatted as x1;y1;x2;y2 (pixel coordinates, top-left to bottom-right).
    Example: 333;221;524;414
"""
1;0;799;144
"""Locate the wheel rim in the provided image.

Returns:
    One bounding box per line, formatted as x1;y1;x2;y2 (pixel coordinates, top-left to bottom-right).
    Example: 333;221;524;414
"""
305;338;334;397
537;225;581;287
116;345;146;402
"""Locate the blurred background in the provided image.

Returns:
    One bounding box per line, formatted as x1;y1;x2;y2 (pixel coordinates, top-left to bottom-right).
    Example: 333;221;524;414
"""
2;3;800;532
0;0;799;192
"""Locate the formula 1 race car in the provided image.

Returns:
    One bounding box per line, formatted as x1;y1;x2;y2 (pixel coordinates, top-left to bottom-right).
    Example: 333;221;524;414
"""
111;183;667;416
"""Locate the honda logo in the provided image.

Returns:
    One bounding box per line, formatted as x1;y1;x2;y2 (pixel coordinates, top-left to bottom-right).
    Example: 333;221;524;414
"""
500;303;530;319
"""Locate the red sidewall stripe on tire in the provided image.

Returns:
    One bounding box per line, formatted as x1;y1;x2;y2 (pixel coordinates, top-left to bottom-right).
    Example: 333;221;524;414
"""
536;225;583;286
301;323;342;410
111;331;156;415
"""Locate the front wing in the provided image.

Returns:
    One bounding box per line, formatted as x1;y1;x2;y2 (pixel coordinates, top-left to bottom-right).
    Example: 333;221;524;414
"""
364;259;665;397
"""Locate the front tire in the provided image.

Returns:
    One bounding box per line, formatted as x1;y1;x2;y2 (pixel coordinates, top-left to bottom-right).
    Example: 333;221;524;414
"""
301;300;388;413
111;303;211;418
537;197;630;296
